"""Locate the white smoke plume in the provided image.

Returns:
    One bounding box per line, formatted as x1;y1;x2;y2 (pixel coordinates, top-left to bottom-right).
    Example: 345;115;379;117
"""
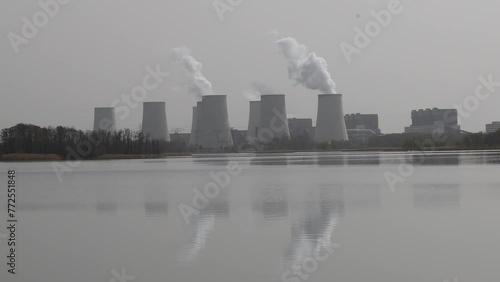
276;37;337;94
170;47;213;99
242;82;275;101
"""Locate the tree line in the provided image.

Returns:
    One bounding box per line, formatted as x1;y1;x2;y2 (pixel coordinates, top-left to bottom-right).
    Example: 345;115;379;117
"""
1;123;499;156
0;123;187;158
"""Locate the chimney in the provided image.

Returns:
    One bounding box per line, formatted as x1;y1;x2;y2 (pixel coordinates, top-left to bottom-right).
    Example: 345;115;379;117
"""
93;107;116;131
142;102;170;141
314;94;348;142
197;95;233;149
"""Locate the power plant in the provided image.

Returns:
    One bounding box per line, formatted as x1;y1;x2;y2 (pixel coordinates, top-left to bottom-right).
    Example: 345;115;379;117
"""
197;95;233;149
93;107;116;131
247;100;261;141
90;92;359;149
258;95;290;143
314;94;349;142
142;102;170;141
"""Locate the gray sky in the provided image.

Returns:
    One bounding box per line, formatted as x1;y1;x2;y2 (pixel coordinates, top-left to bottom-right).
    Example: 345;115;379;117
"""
1;0;500;133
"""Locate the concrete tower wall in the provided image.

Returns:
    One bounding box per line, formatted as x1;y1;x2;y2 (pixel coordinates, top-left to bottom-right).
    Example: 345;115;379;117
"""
314;94;349;142
258;95;290;143
247;101;261;140
189;106;198;146
142;102;170;141
93;107;117;131
198;95;233;149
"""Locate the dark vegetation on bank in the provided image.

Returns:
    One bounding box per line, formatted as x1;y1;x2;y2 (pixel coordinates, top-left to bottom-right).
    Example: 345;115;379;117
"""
0;123;188;161
1;123;500;161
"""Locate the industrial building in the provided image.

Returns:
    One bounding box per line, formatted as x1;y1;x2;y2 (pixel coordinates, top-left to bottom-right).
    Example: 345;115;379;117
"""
346;129;381;144
142;102;170;141
93;107;116;131
345;113;380;134
404;108;460;134
486;122;500;133
170;133;190;143
288;118;314;138
314;94;349;142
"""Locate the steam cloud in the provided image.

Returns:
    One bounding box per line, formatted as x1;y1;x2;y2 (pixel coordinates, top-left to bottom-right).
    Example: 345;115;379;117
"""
242;82;275;101
170;47;213;99
276;37;337;94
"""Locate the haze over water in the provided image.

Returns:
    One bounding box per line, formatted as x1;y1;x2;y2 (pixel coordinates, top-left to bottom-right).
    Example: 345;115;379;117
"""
1;151;500;282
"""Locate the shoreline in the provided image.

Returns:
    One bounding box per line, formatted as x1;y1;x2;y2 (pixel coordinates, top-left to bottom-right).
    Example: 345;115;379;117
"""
0;153;192;162
2;147;500;162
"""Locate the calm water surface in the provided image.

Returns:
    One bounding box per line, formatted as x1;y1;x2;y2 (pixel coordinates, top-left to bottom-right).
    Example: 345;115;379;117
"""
1;151;500;282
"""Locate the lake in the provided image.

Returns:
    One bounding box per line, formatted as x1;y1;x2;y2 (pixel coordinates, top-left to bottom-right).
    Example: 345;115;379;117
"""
1;151;500;282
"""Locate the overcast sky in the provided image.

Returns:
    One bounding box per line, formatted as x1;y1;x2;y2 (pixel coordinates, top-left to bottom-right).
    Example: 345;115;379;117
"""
1;0;500;133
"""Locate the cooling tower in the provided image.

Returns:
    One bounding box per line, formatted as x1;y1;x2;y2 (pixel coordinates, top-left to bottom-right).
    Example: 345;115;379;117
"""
142;102;170;141
197;95;233;149
189;106;198;146
314;94;349;142
258;95;290;143
247;101;261;140
93;107;116;131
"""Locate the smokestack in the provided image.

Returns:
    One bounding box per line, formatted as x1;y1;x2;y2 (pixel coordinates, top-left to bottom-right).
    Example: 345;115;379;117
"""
142;102;170;141
258;95;290;143
197;95;233;149
314;94;348;142
247;101;261;140
93;107;116;131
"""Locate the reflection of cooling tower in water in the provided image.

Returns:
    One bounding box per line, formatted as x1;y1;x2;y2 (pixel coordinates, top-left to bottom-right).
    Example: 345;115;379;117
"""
412;184;460;210
95;185;117;215
314;94;348;142
93;107;116;131
143;186;168;217
258;95;290;143
197;95;233;149
178;190;229;262
283;187;344;266
252;185;289;220
142;102;170;141
247;101;261;140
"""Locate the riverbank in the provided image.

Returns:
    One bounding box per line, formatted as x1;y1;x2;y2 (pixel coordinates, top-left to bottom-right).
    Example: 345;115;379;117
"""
3;147;500;161
0;153;191;162
0;154;63;161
